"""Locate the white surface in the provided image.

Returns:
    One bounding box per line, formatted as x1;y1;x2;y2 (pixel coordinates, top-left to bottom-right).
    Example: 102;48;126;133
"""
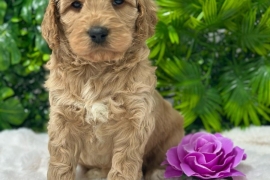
0;126;269;180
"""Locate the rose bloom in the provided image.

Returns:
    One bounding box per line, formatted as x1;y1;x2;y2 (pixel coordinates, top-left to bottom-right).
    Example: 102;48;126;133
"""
162;132;247;179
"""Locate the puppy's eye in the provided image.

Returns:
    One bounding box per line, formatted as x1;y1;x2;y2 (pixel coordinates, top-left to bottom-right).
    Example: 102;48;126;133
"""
71;1;82;9
112;0;125;6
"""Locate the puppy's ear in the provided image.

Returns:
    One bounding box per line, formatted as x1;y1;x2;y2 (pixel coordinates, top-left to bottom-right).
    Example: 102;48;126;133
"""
135;0;158;42
42;0;60;50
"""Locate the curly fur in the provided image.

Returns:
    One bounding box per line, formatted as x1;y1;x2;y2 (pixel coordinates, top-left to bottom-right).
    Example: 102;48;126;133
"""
42;0;184;180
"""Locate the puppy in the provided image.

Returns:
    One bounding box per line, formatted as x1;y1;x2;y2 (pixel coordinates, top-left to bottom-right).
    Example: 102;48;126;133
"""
42;0;184;179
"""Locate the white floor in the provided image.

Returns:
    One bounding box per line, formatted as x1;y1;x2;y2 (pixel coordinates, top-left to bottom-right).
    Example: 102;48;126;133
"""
0;126;269;180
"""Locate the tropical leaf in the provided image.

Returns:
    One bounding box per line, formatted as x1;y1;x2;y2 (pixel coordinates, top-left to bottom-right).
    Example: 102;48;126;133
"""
218;61;269;126
235;8;270;55
0;0;7;24
0;0;49;131
0;87;14;100
0;98;28;126
218;0;248;21
250;57;270;106
20;0;33;24
177;88;222;131
0;24;21;70
157;57;222;131
0;45;10;71
202;0;218;26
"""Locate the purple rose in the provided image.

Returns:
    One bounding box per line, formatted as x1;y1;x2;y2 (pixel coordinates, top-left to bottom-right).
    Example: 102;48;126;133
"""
162;132;247;179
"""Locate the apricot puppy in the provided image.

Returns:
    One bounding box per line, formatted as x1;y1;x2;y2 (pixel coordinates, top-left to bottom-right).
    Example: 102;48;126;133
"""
42;0;184;179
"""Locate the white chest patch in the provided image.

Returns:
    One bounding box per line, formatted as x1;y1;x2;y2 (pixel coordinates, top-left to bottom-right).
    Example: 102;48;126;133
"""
85;102;109;123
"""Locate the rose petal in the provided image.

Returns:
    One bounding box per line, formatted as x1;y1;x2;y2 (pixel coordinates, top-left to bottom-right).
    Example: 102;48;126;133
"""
189;132;210;146
228;168;246;177
212;167;245;179
164;165;183;178
198;135;222;154
213;140;222;153
185;155;215;174
185;152;206;164
196;163;234;179
218;136;234;155
166;147;181;170
199;142;215;153
214;133;223;138
177;134;195;162
203;153;217;163
231;146;246;168
211;155;234;172
177;143;188;162
181;163;216;180
183;142;196;153
219;169;245;178
181;134;193;145
198;134;215;141
180;163;197;176
243;153;247;160
202;152;222;168
191;132;208;140
193;174;220;179
196;137;208;151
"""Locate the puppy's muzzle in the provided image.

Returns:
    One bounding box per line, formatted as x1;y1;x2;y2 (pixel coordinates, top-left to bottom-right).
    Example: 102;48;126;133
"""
88;26;109;44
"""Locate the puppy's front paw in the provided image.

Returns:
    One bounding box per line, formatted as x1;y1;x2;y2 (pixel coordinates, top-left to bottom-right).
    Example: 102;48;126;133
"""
107;170;142;180
107;171;127;180
86;168;108;180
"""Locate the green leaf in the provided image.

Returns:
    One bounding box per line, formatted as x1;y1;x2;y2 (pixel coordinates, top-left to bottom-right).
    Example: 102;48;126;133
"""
42;54;50;61
203;0;217;25
11;17;21;23
0;87;14;100
157;42;166;64
250;58;270;106
0;0;7;25
0;98;28;125
219;61;265;126
20;0;33;23
0;45;10;71
35;30;50;53
149;42;161;59
0;120;11;129
6;39;22;65
32;0;48;24
218;0;248;21
236;8;270;55
168;25;179;44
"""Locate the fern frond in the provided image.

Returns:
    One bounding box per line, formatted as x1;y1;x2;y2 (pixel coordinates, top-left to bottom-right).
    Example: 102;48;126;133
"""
250;57;270;106
219;60;270;126
235;8;270;55
218;0;249;21
203;0;218;25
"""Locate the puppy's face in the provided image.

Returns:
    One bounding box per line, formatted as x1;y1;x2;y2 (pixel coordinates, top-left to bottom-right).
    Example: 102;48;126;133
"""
60;0;137;62
42;0;157;62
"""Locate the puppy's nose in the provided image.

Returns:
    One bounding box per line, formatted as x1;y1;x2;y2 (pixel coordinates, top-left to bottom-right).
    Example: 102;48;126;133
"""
88;26;109;44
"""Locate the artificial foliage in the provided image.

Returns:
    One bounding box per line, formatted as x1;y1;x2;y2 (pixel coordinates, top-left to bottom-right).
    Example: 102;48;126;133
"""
0;0;49;131
149;0;270;131
0;0;270;132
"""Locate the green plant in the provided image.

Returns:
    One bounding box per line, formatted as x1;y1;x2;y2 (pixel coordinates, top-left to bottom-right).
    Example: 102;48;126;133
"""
1;0;270;132
149;0;270;131
0;0;49;131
